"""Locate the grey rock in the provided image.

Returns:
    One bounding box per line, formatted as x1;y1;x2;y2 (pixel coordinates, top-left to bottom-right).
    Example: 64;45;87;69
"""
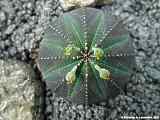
0;11;6;22
46;105;52;113
0;41;5;50
5;24;16;35
0;59;39;120
110;109;117;119
4;39;11;46
86;110;92;118
8;47;17;56
59;0;95;10
145;66;160;80
60;0;113;10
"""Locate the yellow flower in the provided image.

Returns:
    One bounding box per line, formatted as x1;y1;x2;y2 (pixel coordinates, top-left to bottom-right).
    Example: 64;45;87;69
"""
66;66;77;85
94;64;110;80
92;47;104;60
64;45;73;56
64;44;80;56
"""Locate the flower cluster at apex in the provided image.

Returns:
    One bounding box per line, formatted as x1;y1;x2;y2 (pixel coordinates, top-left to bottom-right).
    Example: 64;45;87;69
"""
64;44;111;85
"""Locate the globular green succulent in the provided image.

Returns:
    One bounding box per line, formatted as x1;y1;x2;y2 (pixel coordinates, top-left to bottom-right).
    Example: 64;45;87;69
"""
38;7;135;104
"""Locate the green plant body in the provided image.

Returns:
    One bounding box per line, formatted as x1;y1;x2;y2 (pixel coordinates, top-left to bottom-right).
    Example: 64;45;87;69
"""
38;7;135;104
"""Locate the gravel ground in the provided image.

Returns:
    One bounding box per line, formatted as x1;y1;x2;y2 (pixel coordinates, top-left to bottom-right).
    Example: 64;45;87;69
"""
0;0;160;120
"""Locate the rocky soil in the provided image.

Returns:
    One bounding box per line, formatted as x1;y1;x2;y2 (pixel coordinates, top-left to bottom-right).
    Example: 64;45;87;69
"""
0;0;160;120
0;59;45;120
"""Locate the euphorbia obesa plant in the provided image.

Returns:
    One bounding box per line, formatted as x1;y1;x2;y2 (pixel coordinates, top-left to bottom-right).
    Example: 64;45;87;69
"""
38;7;135;105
